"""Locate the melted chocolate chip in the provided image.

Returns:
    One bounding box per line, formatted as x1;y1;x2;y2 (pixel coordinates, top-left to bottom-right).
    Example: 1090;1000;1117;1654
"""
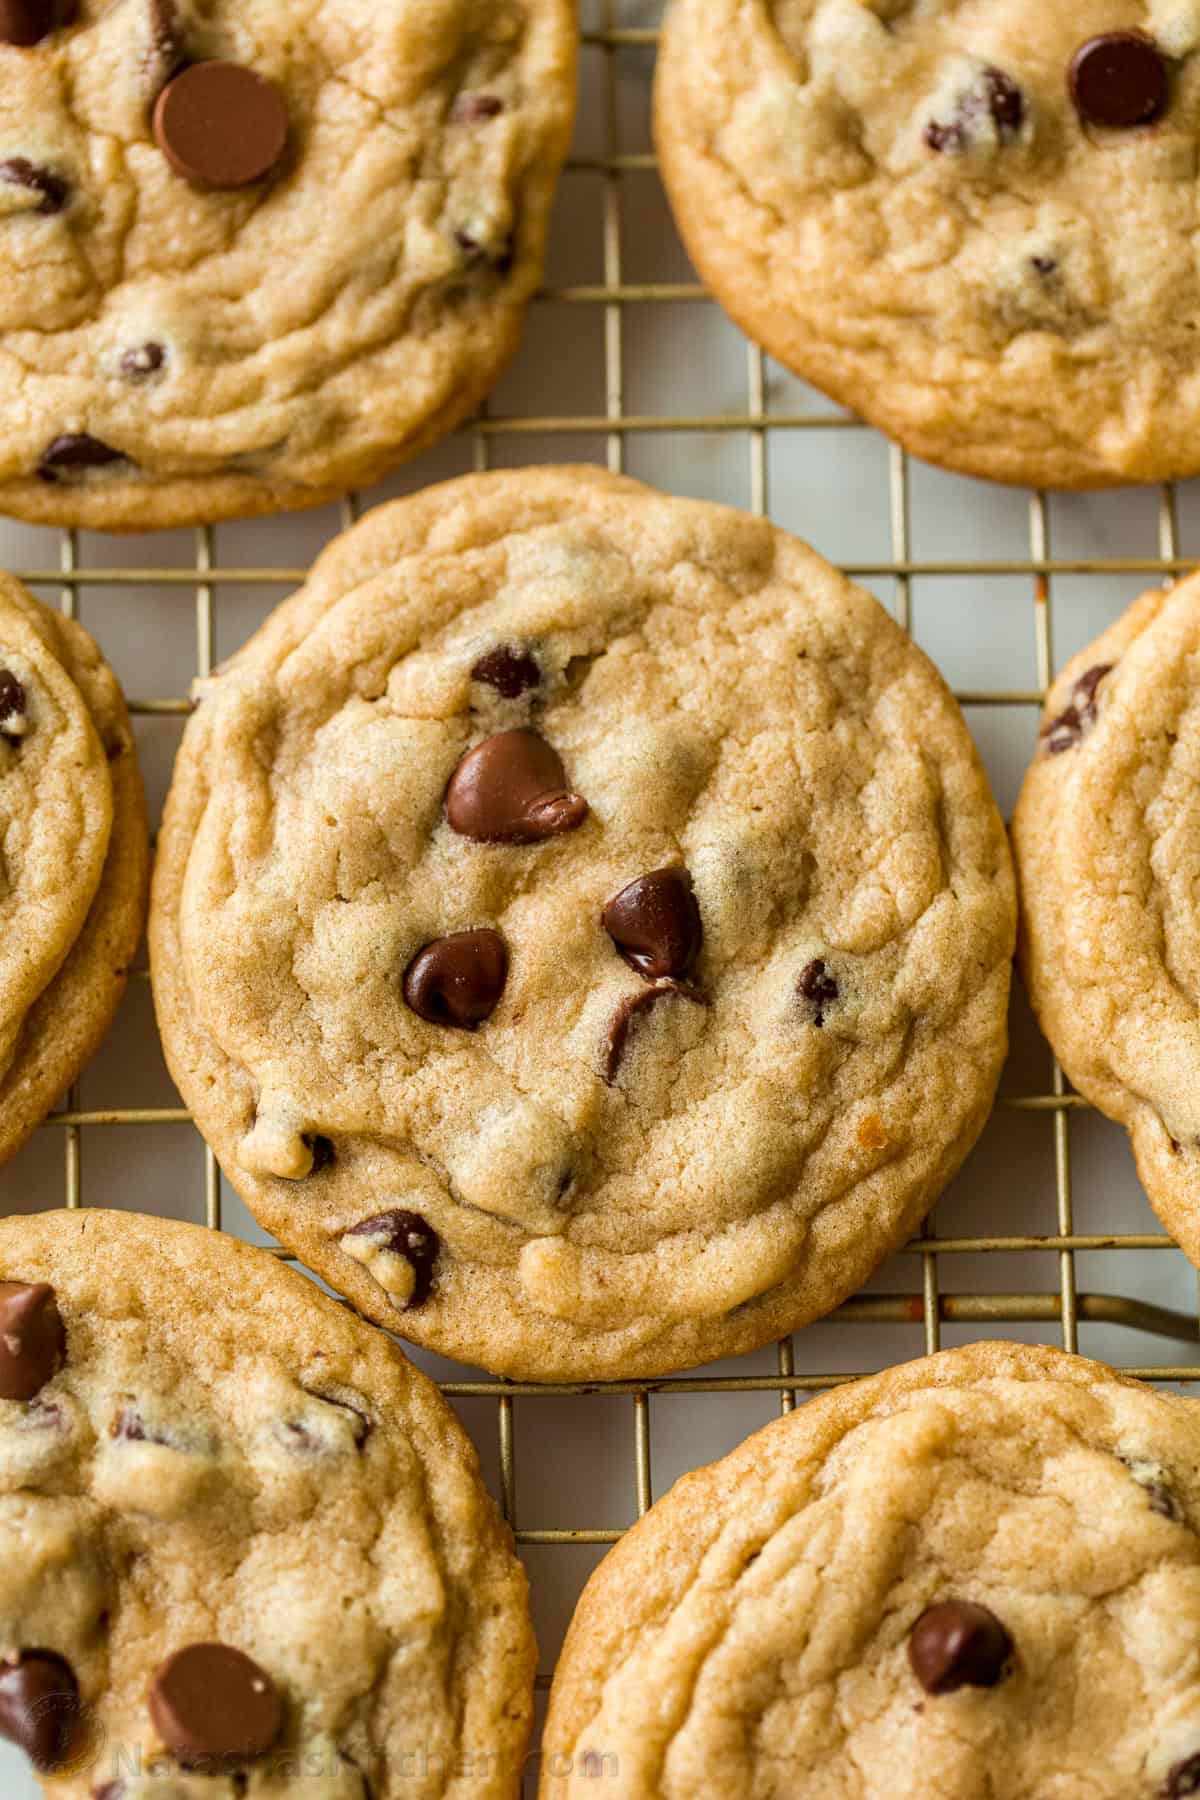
0;668;26;726
445;729;588;843
148;1644;282;1766
908;1600;1012;1695
452;92;504;123
603;981;705;1084
603;868;703;982
403;929;508;1029
926;66;1024;153
343;1210;439;1307
302;1132;335;1173
0;0;74;46
1044;663;1114;754
0;1651;80;1771
153;62;289;189
797;959;839;1026
1070;33;1169;130
0;1282;64;1401
38;434;126;482
120;342;165;380
472;644;541;698
1167;1755;1200;1797
0;158;67;215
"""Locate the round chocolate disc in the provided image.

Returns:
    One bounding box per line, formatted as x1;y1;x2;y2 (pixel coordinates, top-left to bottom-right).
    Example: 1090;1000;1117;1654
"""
148;1643;282;1764
1069;32;1169;130
0;0;73;47
153;62;289;190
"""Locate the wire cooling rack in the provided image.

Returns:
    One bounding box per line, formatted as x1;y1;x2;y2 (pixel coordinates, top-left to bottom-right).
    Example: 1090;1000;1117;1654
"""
2;2;1200;1786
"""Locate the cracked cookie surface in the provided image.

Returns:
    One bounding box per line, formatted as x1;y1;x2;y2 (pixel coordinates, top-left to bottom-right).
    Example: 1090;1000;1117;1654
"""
541;1342;1200;1799
0;574;146;1164
0;1207;534;1799
149;466;1015;1382
1013;571;1200;1270
0;0;574;529
655;0;1200;488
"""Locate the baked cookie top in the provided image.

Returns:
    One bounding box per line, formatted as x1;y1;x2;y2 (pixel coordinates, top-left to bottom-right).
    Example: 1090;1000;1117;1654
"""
0;0;575;529
150;467;1015;1382
0;575;146;1166
541;1342;1200;1799
0;1207;534;1799
1013;571;1200;1267
655;0;1200;489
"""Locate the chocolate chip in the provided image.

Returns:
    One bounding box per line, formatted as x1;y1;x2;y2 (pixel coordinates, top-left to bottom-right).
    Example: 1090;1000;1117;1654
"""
0;0;74;46
452;92;504;123
0;1282;64;1402
0;1651;80;1771
1044;663;1113;753
908;1600;1012;1695
445;729;588;843
119;342;165;380
1148;1480;1185;1522
602;868;702;982
343;1210;439;1307
1031;255;1058;277
37;434;126;482
603;981;704;1084
302;1132;335;1173
471;644;540;698
0;669;26;726
925;66;1024;153
403;929;508;1030
1070;33;1169;130
148;1644;282;1766
1166;1755;1200;1797
0;158;67;214
153;62;289;189
797;958;839;1026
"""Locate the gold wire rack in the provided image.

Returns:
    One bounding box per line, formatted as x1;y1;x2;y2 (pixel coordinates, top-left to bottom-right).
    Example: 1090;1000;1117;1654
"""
5;12;1200;1738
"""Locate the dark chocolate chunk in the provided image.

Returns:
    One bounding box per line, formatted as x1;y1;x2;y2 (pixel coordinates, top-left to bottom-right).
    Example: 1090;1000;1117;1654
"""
37;434;126;482
148;1644;282;1766
0;668;26;726
471;644;540;698
602;868;703;982
1167;1755;1200;1797
1044;663;1113;754
0;158;68;215
302;1132;335;1173
445;729;588;843
1070;33;1169;130
403;929;508;1029
797;958;839;1026
343;1210;439;1307
0;1282;64;1401
908;1600;1012;1695
452;92;504;123
603;981;705;1084
153;62;289;189
119;342;165;380
0;1651;80;1771
0;0;75;47
926;66;1025;153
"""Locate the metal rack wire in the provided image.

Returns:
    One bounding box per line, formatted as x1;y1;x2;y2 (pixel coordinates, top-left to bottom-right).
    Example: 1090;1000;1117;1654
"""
7;7;1200;1733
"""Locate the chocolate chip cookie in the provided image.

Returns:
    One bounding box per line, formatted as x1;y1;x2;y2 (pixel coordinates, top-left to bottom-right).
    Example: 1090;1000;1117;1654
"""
0;0;575;530
0;576;146;1165
149;466;1015;1381
1013;572;1200;1267
0;1206;534;1797
655;2;1200;488
541;1341;1200;1799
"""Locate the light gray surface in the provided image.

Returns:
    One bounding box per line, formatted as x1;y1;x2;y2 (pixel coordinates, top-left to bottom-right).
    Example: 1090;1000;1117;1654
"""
2;1;1199;1791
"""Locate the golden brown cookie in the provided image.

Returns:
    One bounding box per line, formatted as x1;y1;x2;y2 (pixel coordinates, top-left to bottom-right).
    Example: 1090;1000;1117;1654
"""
542;1342;1200;1799
149;466;1015;1381
0;0;575;529
0;1207;534;1798
0;577;147;1164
